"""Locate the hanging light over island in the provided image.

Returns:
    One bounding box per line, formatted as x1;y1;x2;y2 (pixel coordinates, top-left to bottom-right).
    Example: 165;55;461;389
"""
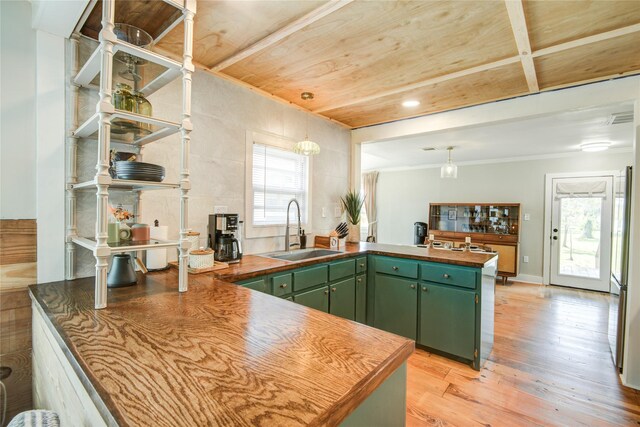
294;92;321;156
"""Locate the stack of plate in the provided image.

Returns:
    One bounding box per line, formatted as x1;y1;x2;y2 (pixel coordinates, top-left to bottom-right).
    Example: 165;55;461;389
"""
115;161;165;182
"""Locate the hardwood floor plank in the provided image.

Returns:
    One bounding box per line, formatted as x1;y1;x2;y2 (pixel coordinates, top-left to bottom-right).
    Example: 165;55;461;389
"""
407;282;639;426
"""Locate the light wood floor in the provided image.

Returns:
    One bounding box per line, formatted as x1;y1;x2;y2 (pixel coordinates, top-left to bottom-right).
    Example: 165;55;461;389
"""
406;282;640;426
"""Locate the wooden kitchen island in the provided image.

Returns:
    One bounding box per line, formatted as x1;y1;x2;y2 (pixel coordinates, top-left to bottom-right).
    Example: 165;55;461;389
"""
30;243;497;426
30;269;414;426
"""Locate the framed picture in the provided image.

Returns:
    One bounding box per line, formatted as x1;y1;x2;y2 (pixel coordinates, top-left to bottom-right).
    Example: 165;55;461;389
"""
448;209;457;220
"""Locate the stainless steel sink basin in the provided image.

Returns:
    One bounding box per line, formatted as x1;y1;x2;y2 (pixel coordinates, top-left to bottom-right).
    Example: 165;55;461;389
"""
260;248;342;261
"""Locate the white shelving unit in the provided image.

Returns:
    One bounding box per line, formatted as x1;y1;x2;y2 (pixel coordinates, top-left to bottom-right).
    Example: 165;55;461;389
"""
66;0;196;309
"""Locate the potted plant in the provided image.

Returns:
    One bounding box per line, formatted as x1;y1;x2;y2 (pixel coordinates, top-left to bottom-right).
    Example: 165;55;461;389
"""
340;190;365;243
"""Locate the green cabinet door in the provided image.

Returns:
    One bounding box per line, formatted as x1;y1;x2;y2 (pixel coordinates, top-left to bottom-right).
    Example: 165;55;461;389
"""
238;277;269;294
373;274;418;340
419;283;476;360
294;286;329;313
355;273;367;324
329;277;356;320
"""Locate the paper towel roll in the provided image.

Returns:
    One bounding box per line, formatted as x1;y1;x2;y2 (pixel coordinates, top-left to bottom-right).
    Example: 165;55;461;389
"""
147;225;168;270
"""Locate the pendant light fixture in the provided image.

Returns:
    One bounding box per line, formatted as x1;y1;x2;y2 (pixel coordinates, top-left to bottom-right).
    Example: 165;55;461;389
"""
440;146;458;179
293;92;321;156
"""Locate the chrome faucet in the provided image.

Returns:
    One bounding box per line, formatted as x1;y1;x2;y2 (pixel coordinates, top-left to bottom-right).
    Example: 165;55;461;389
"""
285;198;302;251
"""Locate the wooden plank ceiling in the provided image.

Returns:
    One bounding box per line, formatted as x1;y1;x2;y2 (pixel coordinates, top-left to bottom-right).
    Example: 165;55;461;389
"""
82;0;640;129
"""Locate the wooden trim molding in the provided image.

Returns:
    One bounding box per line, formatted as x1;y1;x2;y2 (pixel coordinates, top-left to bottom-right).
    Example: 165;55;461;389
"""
504;0;539;93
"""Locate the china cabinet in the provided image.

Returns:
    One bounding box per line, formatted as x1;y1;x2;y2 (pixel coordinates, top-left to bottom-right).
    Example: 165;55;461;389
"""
428;203;521;284
66;0;196;308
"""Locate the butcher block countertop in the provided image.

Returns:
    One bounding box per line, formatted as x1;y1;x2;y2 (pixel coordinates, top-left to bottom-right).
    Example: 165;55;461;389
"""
214;242;498;282
30;270;414;427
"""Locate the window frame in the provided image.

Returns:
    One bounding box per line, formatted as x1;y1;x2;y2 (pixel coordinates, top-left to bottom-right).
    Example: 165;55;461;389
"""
244;130;313;239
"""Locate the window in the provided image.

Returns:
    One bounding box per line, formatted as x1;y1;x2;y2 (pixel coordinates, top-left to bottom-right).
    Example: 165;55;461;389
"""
245;131;311;238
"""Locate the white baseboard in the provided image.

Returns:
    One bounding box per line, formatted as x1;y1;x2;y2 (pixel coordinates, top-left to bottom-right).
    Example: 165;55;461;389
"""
511;274;544;284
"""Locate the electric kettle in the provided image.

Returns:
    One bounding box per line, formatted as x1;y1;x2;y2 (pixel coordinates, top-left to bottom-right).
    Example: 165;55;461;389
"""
107;254;137;288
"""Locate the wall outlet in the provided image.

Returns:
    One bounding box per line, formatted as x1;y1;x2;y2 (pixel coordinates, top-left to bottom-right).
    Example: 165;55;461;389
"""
334;206;342;218
524;213;530;221
321;207;326;218
523;255;529;263
213;205;227;214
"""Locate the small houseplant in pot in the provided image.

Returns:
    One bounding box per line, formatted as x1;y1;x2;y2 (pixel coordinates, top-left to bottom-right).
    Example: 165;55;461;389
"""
340;190;365;243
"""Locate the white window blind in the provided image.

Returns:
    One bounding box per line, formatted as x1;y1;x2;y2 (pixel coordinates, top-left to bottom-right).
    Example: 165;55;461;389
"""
252;143;309;226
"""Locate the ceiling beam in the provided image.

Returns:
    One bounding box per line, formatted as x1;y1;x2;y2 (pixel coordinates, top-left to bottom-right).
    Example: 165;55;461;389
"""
210;0;354;72
313;56;521;113
313;21;640;114
504;0;539;93
532;22;640;58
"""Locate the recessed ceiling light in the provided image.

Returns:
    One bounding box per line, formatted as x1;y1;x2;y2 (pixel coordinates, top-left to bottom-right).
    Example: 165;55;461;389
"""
402;100;420;108
580;142;612;152
421;147;435;151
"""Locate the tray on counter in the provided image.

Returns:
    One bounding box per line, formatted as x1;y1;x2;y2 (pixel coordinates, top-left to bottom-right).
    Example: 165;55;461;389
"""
168;260;229;274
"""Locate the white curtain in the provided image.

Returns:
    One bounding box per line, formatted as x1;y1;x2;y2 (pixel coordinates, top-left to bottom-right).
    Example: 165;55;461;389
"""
362;171;379;240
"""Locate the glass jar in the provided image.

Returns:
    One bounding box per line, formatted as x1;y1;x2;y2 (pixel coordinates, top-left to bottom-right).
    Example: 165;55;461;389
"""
112;83;135;112
132;90;152;117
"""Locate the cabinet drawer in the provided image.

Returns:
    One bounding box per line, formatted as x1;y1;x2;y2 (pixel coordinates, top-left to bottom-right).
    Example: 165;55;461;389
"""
356;257;367;274
293;265;328;291
329;259;355;281
271;273;292;297
238;277;269;294
375;257;418;279
420;263;477;289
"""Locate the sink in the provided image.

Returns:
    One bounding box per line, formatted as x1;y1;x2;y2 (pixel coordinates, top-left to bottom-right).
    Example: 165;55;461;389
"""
260;248;342;261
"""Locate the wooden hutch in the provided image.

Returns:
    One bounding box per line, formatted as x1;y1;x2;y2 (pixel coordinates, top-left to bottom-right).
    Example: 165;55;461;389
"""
428;203;521;284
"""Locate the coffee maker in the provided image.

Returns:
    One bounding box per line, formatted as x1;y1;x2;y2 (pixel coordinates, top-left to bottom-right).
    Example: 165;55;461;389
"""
209;214;242;263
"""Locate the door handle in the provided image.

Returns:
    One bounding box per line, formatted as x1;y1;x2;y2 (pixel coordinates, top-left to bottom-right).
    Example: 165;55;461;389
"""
410;284;416;289
392;266;399;271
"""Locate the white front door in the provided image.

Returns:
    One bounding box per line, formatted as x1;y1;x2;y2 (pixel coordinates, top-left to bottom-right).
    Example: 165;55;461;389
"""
550;176;613;292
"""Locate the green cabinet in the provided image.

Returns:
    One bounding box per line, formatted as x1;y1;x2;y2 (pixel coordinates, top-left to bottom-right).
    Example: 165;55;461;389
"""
329;259;355;281
294;286;329;312
355;273;367;324
419;283;476;360
373;274;418;340
420;263;477;290
329;277;356;320
293;265;328;291
235;255;368;322
238;277;269;294
375;256;418;279
272;273;292;297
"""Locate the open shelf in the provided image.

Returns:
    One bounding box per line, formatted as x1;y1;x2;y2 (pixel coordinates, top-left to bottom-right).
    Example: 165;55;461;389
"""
75;39;181;96
72;236;179;254
74;110;180;146
71;179;180;191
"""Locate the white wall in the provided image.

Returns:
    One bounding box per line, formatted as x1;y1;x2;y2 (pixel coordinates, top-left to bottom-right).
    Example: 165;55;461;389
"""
0;1;37;219
143;71;351;255
375;150;631;281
